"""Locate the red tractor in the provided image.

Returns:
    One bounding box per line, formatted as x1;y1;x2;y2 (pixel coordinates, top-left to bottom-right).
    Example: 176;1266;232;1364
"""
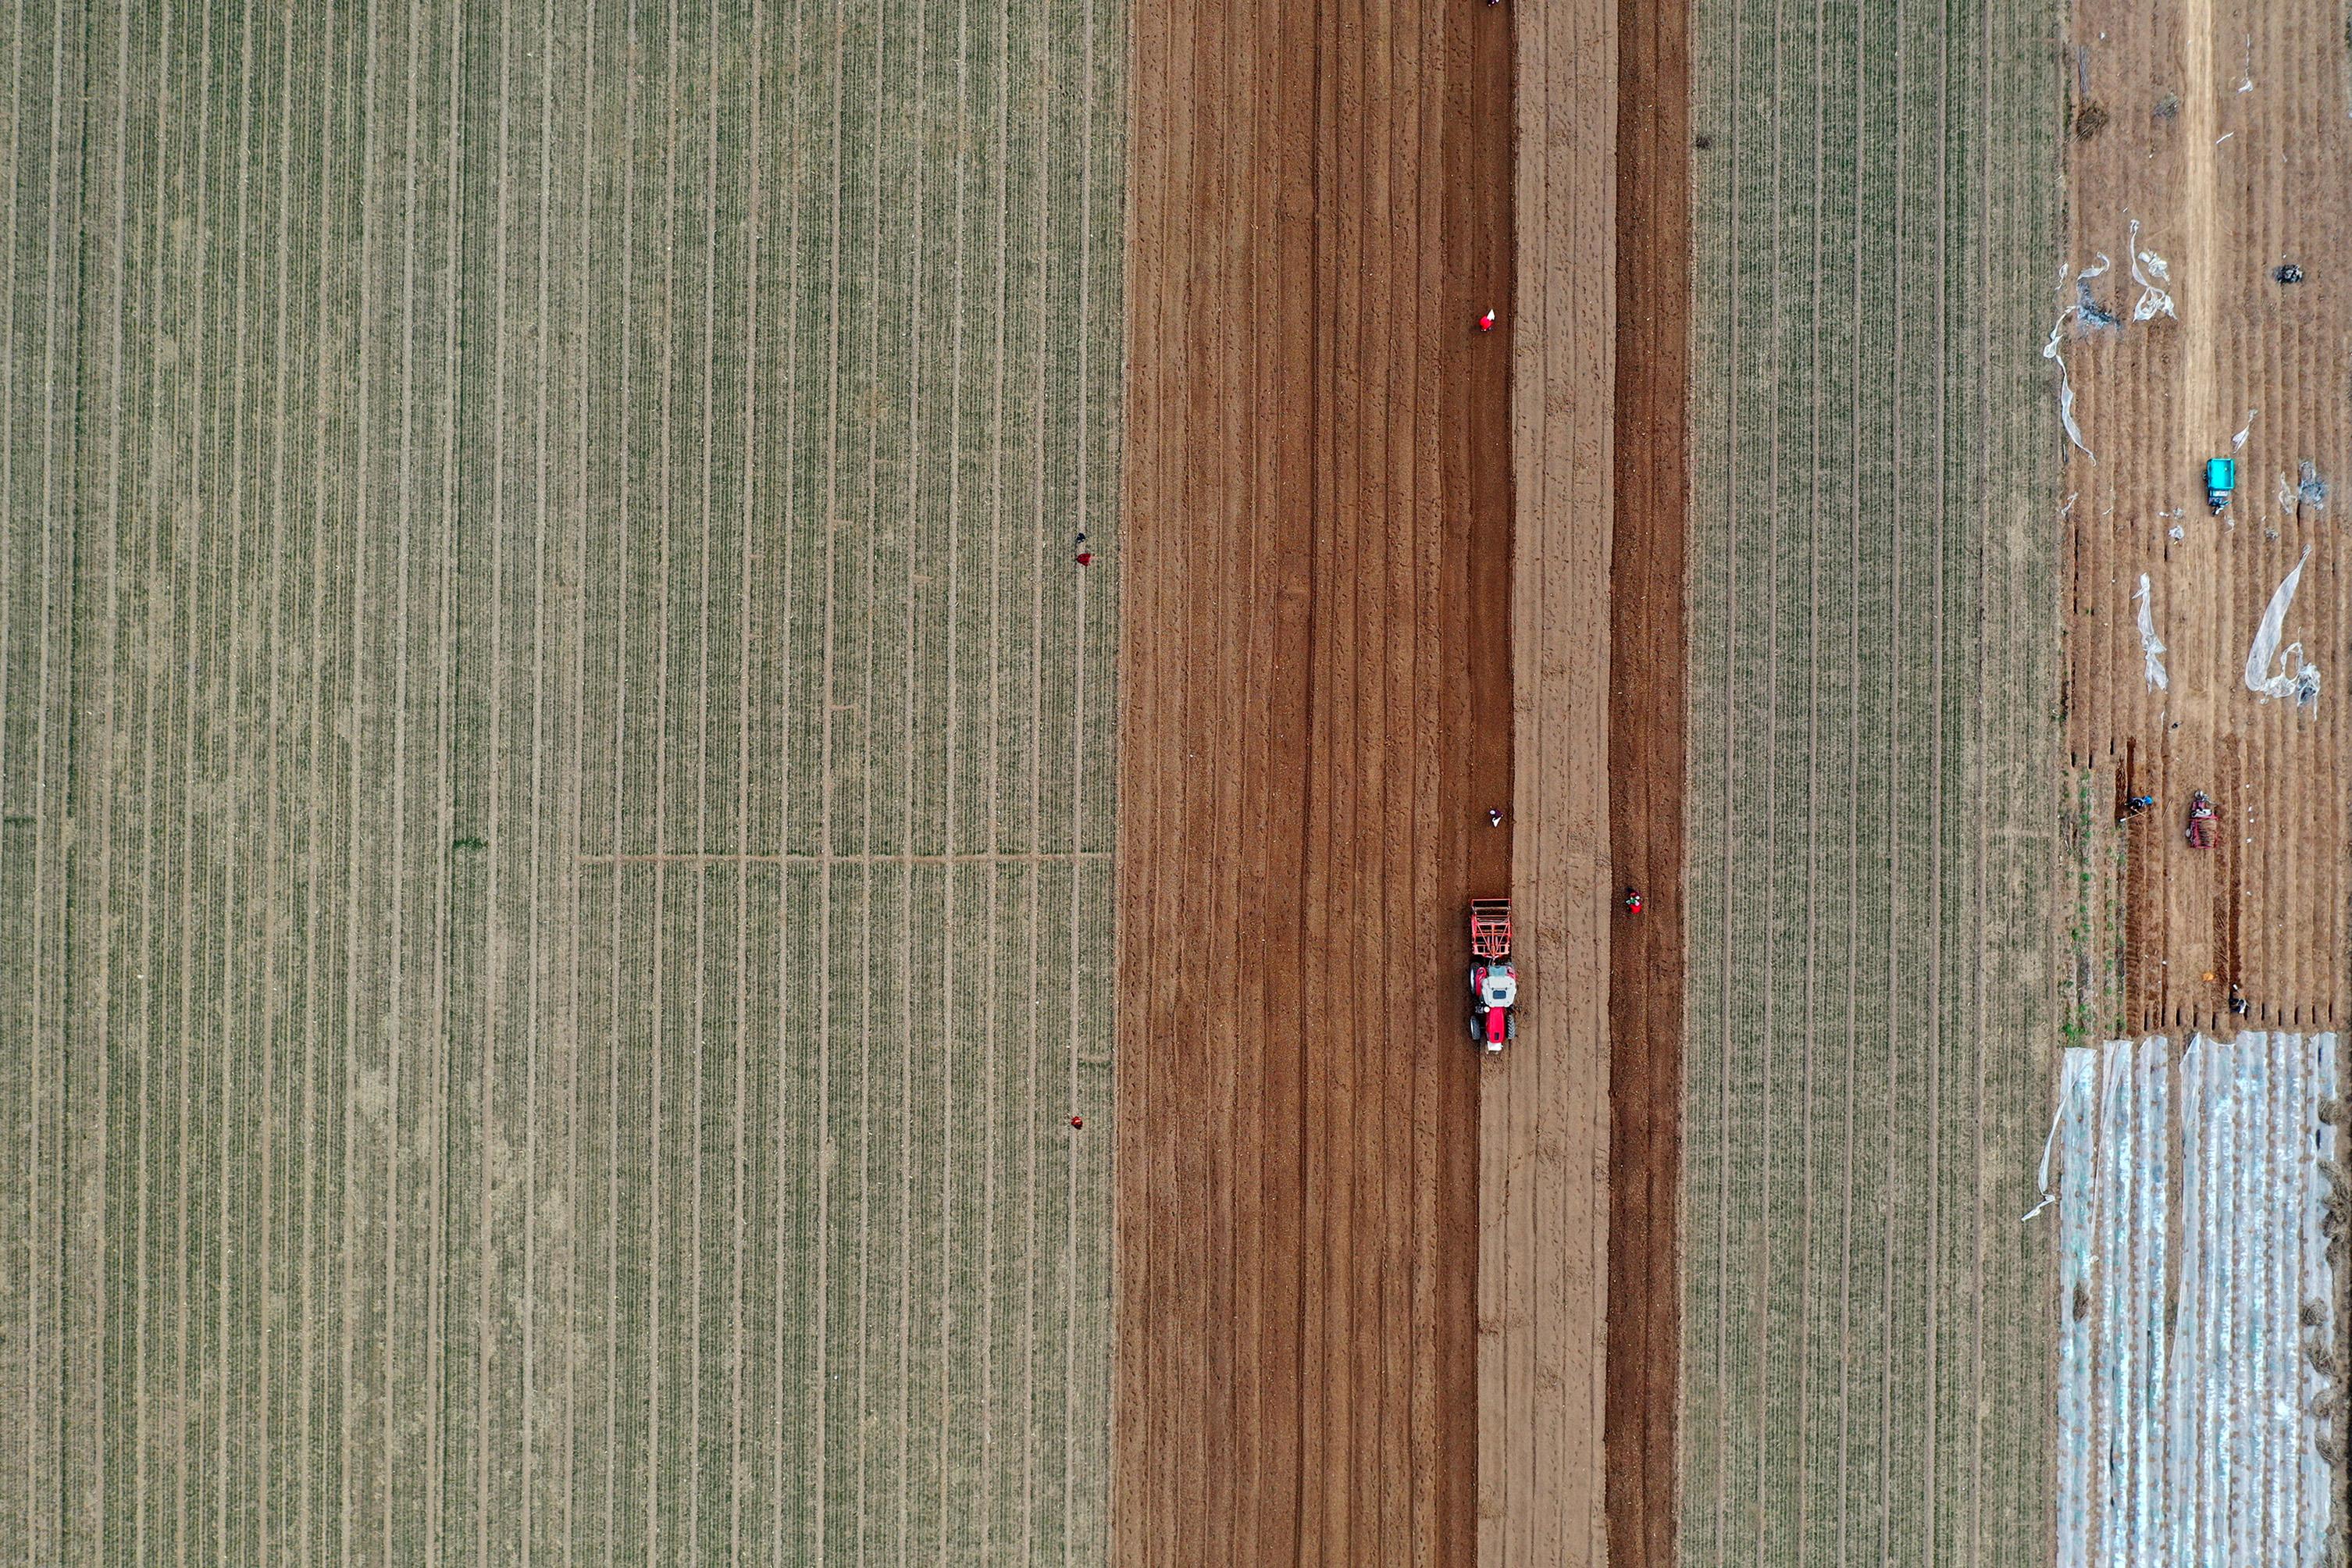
1468;899;1518;1053
2186;790;2217;849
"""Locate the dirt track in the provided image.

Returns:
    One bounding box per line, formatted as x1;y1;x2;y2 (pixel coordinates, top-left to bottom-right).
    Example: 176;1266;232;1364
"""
1112;0;1512;1559
2064;0;2352;1032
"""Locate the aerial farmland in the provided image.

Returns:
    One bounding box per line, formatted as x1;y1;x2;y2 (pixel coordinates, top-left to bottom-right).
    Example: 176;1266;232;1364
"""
5;0;2349;1563
1;0;1121;1558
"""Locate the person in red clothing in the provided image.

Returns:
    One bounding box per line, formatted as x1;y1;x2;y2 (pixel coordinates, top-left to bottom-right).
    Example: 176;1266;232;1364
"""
1623;886;1643;914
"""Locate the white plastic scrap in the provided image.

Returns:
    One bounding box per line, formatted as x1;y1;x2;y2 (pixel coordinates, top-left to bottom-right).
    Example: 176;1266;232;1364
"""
2243;544;2321;705
2127;219;2176;322
2043;254;2116;460
2133;574;2169;690
2230;407;2257;451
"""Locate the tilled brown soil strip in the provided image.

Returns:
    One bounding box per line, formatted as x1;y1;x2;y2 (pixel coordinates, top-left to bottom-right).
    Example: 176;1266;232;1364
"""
1112;0;1509;1559
1605;1;1690;1565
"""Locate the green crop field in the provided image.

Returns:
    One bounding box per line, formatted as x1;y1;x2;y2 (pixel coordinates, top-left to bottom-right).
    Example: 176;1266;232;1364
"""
0;0;1123;1560
1680;1;2063;1564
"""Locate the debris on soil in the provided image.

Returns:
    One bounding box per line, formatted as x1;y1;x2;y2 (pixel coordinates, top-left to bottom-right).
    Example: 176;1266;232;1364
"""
2277;262;2305;283
2233;408;2258;450
2128;219;2176;321
2244;543;2322;705
2044;255;2115;458
1694;134;1712;149
2154;91;2180;120
2134;573;2168;690
2300;458;2329;508
2168;524;2185;542
2074;102;2111;140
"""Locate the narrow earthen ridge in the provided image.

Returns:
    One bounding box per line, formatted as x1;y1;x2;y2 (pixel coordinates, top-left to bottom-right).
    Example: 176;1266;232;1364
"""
1605;0;1692;1564
1488;0;1617;1560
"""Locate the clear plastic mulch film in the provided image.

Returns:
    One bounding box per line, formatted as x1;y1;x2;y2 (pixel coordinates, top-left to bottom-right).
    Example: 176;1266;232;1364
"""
2244;546;2322;707
2053;1034;2342;1568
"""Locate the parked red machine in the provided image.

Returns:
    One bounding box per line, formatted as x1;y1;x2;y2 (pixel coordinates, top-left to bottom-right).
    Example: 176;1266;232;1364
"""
2186;790;2218;849
1468;899;1519;1053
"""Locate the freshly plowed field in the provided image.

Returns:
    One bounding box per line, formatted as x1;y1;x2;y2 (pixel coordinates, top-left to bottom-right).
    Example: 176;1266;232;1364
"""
1680;0;2064;1563
1113;0;1510;1559
0;0;1124;1559
2061;0;2352;1034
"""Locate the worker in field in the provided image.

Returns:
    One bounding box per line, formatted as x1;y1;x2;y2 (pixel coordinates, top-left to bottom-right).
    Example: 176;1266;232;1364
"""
1623;887;1642;915
1488;807;1502;829
2119;793;2154;823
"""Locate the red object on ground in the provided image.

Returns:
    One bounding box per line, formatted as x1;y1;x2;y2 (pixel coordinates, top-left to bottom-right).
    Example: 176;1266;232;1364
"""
1623;890;1643;914
1076;551;1094;565
1477;308;1498;332
1071;1115;1084;1129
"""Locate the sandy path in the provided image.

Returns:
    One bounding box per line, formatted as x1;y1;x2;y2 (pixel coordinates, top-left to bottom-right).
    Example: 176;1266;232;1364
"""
1113;0;1507;1557
2065;0;2352;1030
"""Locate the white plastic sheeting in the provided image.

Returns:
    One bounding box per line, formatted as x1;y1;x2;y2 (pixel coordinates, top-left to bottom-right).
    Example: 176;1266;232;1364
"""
2128;219;2177;323
2243;546;2321;706
2053;1034;2341;1568
2133;574;2168;691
